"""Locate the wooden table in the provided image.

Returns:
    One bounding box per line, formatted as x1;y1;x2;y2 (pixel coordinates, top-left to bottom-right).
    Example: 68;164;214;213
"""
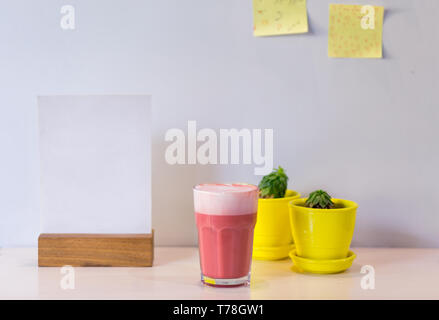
1;247;438;299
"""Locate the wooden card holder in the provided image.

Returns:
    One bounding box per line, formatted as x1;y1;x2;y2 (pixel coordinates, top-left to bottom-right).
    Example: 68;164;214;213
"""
38;231;154;267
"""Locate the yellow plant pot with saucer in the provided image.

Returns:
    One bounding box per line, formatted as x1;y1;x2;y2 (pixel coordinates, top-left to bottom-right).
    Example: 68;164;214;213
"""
253;190;301;260
288;197;358;273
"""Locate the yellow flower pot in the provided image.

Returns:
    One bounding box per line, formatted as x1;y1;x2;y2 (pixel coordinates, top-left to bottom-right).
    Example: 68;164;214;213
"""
253;190;301;260
288;198;358;260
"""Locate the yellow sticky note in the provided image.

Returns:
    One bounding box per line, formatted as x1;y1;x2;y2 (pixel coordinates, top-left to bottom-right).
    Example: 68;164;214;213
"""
328;4;384;58
253;0;308;36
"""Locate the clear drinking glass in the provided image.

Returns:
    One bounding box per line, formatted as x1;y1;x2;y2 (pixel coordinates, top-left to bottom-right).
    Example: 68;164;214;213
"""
193;183;259;287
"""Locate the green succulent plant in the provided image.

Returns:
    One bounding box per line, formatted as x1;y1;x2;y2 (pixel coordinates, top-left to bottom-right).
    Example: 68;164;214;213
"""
258;166;289;199
305;190;334;209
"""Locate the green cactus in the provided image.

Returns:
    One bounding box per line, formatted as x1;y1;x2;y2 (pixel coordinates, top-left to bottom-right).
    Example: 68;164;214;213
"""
258;166;289;199
305;190;334;209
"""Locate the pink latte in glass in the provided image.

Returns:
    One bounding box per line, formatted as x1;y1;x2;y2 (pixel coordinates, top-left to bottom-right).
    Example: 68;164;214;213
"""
193;183;259;287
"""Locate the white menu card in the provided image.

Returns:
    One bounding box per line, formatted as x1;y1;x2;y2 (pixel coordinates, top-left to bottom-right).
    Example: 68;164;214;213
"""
38;95;151;234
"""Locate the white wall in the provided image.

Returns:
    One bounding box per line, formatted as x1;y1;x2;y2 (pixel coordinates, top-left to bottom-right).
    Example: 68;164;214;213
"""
1;0;438;248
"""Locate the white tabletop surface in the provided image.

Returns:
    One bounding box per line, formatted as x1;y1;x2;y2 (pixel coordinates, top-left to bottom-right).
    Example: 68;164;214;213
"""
0;247;438;300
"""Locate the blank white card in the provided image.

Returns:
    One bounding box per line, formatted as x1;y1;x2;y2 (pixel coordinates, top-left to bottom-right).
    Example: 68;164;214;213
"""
38;95;151;234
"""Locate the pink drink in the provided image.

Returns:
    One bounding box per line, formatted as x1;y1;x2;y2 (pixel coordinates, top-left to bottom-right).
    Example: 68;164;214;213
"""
193;184;258;287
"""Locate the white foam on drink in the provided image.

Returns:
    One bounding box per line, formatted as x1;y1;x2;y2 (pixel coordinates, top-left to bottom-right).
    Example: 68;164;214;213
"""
193;184;259;216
